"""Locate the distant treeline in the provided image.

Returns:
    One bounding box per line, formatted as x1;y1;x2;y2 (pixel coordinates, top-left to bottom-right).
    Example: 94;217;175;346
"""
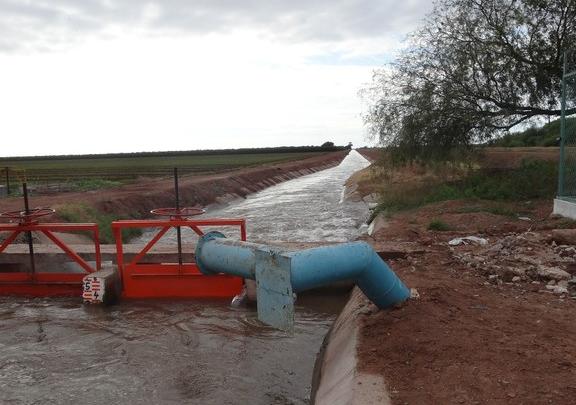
488;117;576;147
0;145;349;162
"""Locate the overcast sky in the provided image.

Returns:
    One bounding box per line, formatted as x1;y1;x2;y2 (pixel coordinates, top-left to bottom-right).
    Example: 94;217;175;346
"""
0;0;432;157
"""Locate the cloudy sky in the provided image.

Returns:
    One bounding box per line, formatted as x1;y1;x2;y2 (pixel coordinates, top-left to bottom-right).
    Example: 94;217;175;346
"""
0;0;432;157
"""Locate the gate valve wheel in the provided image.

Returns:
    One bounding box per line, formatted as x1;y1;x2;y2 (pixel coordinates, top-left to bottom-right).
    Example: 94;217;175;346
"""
0;207;55;224
150;207;205;219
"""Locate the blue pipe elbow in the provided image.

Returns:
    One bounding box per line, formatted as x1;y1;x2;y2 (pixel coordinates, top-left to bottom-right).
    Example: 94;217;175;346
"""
286;241;410;308
195;233;410;310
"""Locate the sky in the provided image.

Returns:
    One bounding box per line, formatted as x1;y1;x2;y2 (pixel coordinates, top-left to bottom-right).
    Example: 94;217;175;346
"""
0;0;433;157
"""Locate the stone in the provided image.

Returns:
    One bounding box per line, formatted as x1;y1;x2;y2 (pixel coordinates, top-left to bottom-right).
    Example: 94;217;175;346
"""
512;276;521;282
553;286;569;295
537;266;571;281
551;229;576;246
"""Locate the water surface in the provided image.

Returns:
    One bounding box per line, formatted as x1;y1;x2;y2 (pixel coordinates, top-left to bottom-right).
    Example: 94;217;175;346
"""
1;151;371;404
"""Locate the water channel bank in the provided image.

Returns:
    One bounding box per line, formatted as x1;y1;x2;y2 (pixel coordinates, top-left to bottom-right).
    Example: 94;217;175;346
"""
0;151;348;221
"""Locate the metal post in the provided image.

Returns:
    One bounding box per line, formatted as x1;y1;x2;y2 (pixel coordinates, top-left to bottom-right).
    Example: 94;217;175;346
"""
174;168;183;265
558;52;568;197
4;167;9;195
23;183;36;278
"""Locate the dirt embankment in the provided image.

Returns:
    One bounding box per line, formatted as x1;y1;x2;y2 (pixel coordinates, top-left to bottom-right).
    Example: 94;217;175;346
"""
0;151;347;219
338;148;576;404
357;146;559;169
349;195;576;403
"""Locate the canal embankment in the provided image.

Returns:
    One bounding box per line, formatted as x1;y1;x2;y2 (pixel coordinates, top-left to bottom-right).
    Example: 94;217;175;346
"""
330;147;576;404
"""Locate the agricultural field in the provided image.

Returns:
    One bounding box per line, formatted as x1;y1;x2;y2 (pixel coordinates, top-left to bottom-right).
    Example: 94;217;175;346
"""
0;148;335;192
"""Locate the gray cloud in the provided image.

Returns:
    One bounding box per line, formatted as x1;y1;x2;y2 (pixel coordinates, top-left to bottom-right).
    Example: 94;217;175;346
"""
0;0;431;52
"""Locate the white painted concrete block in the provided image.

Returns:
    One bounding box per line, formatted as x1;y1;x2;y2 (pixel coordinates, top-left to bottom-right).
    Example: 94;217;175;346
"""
553;198;576;220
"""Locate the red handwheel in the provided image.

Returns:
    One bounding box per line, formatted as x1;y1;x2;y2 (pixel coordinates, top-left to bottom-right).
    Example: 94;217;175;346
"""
0;208;55;224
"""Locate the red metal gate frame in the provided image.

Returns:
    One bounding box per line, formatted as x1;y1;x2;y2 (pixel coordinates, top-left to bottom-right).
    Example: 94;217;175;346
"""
112;218;246;299
0;222;101;296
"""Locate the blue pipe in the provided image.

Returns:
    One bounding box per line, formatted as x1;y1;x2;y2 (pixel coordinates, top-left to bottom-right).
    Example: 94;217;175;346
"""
196;232;410;309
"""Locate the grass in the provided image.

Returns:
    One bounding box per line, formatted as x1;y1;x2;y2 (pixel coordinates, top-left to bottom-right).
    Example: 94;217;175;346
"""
427;219;451;231
489;117;575;147
57;203;142;244
68;179;123;191
370;159;557;219
455;204;518;218
0;151;327;184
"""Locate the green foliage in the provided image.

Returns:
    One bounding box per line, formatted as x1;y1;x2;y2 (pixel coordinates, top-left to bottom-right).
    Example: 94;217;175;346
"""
0;150;332;184
427;219;451;231
490;117;576;147
454;204;518;217
69;179;122;191
362;0;575;161
371;160;557;217
428;160;557;201
57;204;141;244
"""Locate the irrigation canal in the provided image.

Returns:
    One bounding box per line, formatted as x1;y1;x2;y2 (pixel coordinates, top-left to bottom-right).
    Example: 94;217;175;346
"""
0;151;371;404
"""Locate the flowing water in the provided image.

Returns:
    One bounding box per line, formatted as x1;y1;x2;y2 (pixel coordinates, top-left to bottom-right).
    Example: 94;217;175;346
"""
0;151;371;405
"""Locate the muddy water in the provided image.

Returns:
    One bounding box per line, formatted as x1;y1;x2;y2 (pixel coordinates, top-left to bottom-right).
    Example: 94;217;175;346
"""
1;151;371;404
0;294;344;405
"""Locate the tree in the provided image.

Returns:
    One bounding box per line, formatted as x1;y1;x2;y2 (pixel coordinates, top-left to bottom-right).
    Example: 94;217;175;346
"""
363;0;576;161
321;141;335;148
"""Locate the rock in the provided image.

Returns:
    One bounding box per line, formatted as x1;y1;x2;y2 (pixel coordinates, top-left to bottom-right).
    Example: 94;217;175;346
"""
537;266;571;281
449;236;488;246
501;267;525;281
551;229;576;246
512;276;521;282
553;286;569;295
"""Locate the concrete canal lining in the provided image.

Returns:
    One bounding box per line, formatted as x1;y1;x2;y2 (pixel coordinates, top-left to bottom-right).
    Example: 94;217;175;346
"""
313;288;392;405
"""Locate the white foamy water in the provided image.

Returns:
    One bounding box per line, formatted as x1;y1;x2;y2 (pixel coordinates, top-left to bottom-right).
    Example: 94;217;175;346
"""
140;150;371;244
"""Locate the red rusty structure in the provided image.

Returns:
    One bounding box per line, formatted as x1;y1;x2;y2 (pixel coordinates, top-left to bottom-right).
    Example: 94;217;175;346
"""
111;168;244;299
111;214;245;299
0;183;101;296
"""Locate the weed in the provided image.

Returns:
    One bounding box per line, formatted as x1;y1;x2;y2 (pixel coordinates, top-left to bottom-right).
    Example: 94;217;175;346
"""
68;179;122;191
428;219;451;231
372;159;557;216
554;218;576;229
57;203;141;243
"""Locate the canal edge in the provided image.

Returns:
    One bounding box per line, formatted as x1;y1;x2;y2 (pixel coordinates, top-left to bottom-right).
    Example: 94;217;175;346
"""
312;287;392;405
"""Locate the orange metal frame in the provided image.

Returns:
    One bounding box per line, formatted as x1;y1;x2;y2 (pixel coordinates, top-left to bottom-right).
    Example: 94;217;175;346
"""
0;223;101;296
112;218;245;299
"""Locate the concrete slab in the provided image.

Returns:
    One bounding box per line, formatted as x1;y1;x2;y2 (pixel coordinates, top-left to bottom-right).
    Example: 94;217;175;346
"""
553;198;576;220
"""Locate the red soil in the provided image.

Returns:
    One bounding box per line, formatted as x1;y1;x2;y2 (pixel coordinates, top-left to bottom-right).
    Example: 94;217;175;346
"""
358;199;576;404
